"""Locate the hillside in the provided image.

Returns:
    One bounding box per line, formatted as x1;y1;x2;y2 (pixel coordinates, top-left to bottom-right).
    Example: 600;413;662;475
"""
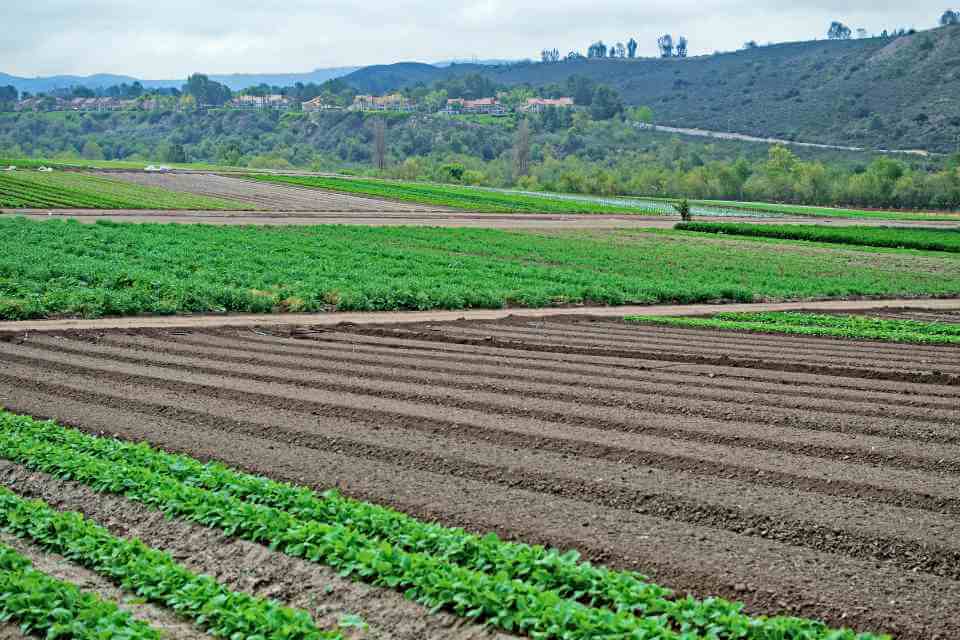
342;26;960;153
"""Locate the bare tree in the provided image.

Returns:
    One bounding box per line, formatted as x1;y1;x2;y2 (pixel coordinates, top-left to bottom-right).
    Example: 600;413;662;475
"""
675;36;688;57
827;21;852;40
614;42;626;58
370;118;387;171
657;34;674;58
513;119;531;179
942;9;960;25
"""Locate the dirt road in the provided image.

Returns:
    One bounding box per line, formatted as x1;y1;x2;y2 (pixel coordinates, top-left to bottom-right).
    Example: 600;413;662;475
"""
1;318;958;639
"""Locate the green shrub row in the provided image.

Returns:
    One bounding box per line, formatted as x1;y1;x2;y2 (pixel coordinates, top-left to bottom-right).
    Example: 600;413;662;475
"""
675;221;960;253
0;486;340;640
0;543;161;639
0;411;890;640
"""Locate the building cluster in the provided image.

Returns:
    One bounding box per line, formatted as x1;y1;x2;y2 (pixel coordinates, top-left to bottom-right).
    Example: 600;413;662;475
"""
229;94;292;110
13;97;162;112
304;94;576;116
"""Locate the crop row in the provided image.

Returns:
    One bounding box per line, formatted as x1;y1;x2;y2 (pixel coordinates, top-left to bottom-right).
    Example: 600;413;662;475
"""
0;483;343;640
4;217;959;321
0;411;890;640
675;221;960;253
0;543;161;639
249;174;647;214
625;311;960;344
0;171;251;210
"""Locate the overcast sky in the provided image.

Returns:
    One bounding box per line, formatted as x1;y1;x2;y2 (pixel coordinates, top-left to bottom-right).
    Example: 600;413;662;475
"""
2;1;947;78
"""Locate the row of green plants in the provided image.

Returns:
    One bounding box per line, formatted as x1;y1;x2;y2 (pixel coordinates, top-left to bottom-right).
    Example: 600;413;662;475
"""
0;486;343;639
0;411;890;640
625;311;960;344
675;221;960;253
249;174;648;214
0;543;162;639
0;171;250;210
4;217;959;320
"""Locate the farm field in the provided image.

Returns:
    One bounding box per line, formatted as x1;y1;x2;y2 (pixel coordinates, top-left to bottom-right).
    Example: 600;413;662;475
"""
0;171;251;210
1;318;959;638
676;221;960;253
627;311;960;344
3;217;960;320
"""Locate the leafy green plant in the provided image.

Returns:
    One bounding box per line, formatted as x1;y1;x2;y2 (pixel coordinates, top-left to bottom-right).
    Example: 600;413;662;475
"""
625;311;960;344
0;485;340;640
675;221;960;253
0;411;891;640
3;217;959;320
0;544;161;639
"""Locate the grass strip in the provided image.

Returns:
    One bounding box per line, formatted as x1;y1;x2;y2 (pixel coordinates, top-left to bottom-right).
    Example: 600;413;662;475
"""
675;222;960;253
249;175;648;214
625;311;960;345
0;411;890;640
0;486;340;640
0;543;161;639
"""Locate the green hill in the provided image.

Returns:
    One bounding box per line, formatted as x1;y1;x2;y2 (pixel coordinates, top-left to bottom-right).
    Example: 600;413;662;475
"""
342;26;960;153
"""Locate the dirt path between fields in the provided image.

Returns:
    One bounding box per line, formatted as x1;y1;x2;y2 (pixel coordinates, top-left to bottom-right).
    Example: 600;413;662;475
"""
3;298;960;333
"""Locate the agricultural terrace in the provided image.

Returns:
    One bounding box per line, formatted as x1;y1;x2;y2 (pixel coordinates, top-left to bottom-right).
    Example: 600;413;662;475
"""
0;171;251;210
2;218;960;319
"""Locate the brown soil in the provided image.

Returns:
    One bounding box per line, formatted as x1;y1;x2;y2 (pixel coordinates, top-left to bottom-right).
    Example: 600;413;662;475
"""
1;319;959;639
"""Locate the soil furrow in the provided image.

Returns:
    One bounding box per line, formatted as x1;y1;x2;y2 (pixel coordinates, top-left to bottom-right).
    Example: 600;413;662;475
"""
17;336;960;455
339;325;960;386
121;331;960;421
0;462;511;640
0;399;954;640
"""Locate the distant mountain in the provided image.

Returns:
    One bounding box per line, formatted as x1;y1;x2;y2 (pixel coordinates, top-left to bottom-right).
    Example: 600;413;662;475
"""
0;67;359;93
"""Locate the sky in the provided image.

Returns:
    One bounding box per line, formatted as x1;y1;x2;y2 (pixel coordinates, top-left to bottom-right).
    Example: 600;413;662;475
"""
1;1;947;78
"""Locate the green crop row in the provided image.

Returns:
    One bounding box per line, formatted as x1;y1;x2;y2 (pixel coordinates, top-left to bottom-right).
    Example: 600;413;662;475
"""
675;221;960;253
249;174;650;214
625;311;960;344
4;217;960;321
0;485;341;639
0;543;161;639
0;411;890;640
0;171;251;210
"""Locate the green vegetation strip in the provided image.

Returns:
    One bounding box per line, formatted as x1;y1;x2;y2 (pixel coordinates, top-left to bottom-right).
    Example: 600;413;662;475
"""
0;411;889;640
0;171;251;210
676;221;960;252
250;175;648;214
0;543;161;639
688;199;960;223
4;217;960;320
0;489;340;639
625;312;960;345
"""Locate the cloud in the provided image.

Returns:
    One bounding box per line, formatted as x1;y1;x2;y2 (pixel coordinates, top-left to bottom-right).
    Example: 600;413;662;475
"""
0;0;944;78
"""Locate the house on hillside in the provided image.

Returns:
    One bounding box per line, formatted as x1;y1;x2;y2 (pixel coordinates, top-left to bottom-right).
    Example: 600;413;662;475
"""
230;94;292;110
301;96;340;112
521;97;575;114
350;94;416;113
443;97;509;116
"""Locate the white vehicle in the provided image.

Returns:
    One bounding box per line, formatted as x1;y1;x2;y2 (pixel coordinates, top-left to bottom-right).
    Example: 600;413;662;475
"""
2;166;14;171
37;166;53;172
145;165;172;173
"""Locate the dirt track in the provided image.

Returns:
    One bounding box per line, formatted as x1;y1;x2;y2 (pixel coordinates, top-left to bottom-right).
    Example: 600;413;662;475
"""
1;318;959;639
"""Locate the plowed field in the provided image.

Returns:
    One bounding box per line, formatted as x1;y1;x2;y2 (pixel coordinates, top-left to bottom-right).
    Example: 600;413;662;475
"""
1;318;959;639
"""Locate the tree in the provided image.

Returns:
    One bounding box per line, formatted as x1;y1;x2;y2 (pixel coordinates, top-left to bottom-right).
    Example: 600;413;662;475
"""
587;41;608;58
541;48;560;63
627;38;638;58
590;85;624;120
827;21;852;40
614;42;626;58
513;119;531;179
81;140;105;160
0;85;16;110
942;9;960;25
183;73;232;107
657;34;674;58
675;36;688;58
370;118;387;171
567;75;597;106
